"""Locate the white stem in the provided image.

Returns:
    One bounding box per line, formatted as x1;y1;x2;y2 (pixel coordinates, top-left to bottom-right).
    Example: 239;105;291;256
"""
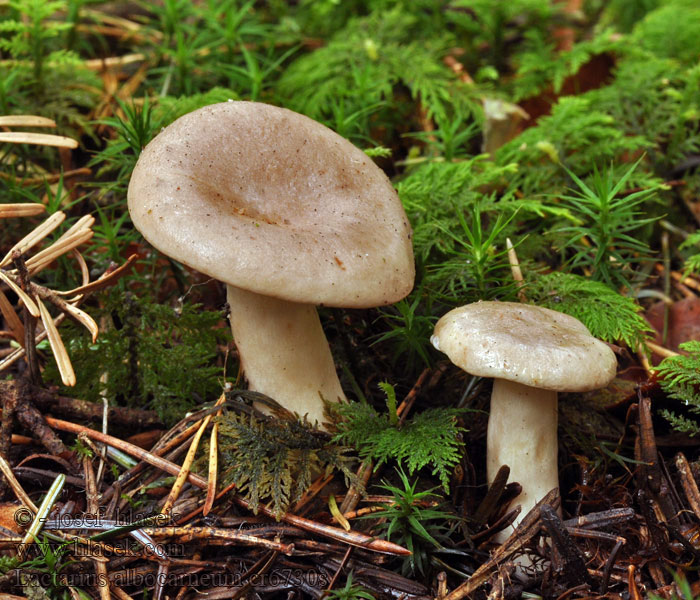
487;379;559;542
226;285;346;429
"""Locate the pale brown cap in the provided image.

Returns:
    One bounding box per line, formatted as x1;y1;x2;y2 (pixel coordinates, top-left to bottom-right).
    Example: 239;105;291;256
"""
431;301;617;392
127;101;414;307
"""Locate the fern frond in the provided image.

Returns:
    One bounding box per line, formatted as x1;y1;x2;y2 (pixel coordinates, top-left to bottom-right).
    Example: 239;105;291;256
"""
656;341;700;436
656;341;700;389
511;29;620;101
217;402;356;517
398;158;518;262
659;410;700;437
631;3;700;65
680;232;700;277
333;386;466;491
496;96;650;195
277;8;474;142
526;272;653;349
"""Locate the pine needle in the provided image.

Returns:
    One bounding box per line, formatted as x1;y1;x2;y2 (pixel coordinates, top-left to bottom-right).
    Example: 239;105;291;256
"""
26;228;94;275
0;288;25;343
0;211;66;267
37;296;76;387
0;132;78;148
0;203;46;218
0;115;56;127
0;271;39;317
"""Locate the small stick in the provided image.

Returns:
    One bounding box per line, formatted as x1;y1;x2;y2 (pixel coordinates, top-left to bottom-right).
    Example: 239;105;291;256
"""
85;53;147;70
142;526;295;554
628;565;643;600
654;263;700;292
443;55;473;84
637;343;653;377
646;340;680;358
70;248;91;288
47;416;208;488
0;381;161;428
45;416;411;556
341;505;390;520
175;481;237;525
0;167;91;186
81;435;111;600
14;255;41;385
675;452;700;521
15;399;72;458
292;471;334;514
339;460;372;517
443;489;560;600
662;232;671;344
111;587;135;600
325;545;353;593
0;382;18;496
506;238;527;302
0;453;38;513
436;572;448;599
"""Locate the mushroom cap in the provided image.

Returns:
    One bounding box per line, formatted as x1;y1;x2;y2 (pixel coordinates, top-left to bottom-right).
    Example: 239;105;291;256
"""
431;301;617;392
127;101;414;308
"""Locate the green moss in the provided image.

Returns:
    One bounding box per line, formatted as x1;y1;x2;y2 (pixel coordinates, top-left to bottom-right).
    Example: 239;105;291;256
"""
44;290;229;425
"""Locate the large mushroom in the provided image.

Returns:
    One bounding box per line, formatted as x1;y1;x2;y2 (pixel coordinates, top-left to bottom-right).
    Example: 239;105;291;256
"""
127;101;414;428
431;301;617;539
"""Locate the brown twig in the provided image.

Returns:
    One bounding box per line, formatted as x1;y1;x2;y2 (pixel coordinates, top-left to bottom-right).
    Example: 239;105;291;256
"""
161;394;225;516
0;379;18;495
14;254;41;385
676;452;700;521
15;390;72;459
443;489;560;600
541;504;592;588
81;433;111;600
44;416;411;556
141;527;295;554
0;381;162;428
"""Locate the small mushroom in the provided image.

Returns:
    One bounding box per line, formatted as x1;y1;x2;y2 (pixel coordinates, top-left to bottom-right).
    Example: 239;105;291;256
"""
431;301;617;539
128;101;415;428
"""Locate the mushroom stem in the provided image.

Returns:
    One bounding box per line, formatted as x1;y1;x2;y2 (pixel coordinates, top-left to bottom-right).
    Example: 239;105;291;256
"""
227;285;346;429
487;378;559;541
